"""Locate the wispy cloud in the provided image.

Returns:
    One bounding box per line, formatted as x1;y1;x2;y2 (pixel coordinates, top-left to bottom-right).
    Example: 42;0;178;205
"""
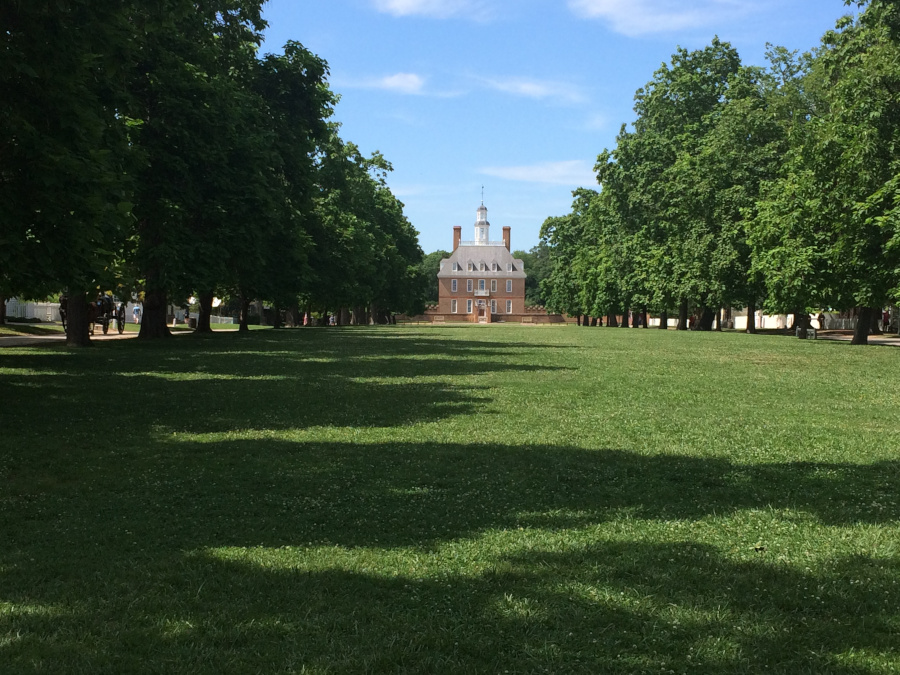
568;0;753;36
479;160;597;186
372;0;490;20
339;72;428;95
477;76;586;104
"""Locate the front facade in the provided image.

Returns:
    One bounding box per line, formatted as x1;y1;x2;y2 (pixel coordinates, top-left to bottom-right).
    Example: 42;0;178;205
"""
434;204;527;323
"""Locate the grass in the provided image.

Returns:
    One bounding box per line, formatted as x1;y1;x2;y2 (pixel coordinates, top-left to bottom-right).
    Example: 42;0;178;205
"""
1;325;898;674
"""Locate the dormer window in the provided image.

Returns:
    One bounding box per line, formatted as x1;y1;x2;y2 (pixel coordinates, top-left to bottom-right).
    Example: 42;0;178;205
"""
480;262;486;271
468;262;474;271
492;263;499;272
453;262;461;272
507;263;513;272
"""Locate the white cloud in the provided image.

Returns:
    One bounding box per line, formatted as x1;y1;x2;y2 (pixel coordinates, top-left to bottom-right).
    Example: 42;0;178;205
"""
479;160;597;186
372;0;488;19
377;73;427;94
478;76;586;104
340;72;427;94
568;0;752;36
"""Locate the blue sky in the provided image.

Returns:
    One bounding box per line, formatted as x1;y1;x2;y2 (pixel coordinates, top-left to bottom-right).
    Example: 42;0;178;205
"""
259;0;856;254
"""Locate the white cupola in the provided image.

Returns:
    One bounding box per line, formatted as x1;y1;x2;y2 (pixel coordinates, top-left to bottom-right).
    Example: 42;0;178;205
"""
474;204;490;244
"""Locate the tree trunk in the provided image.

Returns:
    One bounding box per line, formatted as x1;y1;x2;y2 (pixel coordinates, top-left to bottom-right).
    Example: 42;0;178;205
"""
138;286;171;339
621;309;629;328
196;291;214;334
576;314;581;326
65;289;92;347
658;309;668;330
870;309;883;335
339;307;351;326
746;301;757;334
582;315;590;327
590;316;598;327
641;308;649;328
0;296;6;325
797;313;810;340
715;308;723;332
677;299;689;330
852;307;873;345
606;312;618;327
699;306;715;331
239;295;251;332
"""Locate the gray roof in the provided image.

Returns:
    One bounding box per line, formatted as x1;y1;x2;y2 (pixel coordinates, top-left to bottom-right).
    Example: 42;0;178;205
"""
437;245;526;278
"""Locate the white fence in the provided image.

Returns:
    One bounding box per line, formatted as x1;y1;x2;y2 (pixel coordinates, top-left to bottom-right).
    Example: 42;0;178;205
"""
4;299;62;322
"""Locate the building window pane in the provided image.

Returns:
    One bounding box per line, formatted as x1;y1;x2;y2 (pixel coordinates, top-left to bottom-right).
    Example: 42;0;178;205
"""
506;280;512;293
467;279;473;292
491;279;497;292
467;299;473;314
451;279;457;292
491;300;496;314
451;299;457;313
479;279;485;291
506;300;512;314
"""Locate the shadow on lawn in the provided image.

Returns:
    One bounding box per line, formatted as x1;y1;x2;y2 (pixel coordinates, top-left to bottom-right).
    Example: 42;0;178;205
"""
0;330;574;434
2;439;899;673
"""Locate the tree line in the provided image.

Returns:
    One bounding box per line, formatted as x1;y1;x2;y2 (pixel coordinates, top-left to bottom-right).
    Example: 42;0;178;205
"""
540;0;900;344
1;0;426;345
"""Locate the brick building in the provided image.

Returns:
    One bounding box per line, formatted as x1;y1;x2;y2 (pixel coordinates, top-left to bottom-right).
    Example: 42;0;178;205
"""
434;204;527;323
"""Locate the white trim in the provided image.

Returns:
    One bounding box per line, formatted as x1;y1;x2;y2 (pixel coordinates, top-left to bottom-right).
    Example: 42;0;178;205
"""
491;300;497;314
506;280;512;293
506;300;512;314
451;279;457;292
451;299;457;314
467;279;473;292
491;279;497;292
466;299;473;314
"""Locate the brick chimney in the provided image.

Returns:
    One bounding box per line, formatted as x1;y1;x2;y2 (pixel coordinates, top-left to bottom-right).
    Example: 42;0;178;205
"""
453;226;461;251
502;226;511;251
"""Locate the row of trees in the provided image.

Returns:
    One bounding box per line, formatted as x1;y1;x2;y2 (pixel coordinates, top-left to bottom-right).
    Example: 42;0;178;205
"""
1;1;425;345
540;0;899;344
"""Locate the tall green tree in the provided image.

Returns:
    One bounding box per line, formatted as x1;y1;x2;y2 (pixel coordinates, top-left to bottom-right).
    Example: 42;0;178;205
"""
127;0;267;338
1;0;135;344
419;250;451;304
752;0;900;343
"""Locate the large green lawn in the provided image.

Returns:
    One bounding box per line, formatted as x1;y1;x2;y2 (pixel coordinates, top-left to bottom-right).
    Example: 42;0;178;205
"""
1;326;898;673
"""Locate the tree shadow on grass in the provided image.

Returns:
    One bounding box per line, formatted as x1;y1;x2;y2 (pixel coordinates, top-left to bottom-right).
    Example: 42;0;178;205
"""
2;440;899;672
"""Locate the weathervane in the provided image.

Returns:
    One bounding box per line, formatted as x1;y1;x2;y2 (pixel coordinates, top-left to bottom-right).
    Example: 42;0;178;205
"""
481;185;484;205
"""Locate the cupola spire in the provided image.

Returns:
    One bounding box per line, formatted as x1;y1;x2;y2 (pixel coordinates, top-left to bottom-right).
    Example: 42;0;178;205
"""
474;202;490;244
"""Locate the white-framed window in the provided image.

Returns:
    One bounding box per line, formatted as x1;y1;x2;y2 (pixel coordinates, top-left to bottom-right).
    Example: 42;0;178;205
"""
507;263;513;271
451;279;457;292
490;279;497;293
467;299;473;314
478;279;486;291
506;280;512;293
492;263;499;271
466;279;473;292
506;300;512;314
451;299;457;313
491;300;497;314
468;262;474;271
480;262;486;271
453;262;461;272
